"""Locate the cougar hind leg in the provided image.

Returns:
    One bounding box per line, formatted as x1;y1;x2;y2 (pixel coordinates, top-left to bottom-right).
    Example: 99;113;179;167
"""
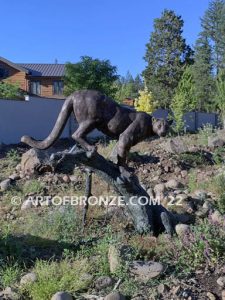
72;120;96;152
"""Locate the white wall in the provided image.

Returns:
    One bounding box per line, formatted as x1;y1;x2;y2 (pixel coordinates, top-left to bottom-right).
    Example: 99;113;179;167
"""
0;97;72;144
0;96;104;145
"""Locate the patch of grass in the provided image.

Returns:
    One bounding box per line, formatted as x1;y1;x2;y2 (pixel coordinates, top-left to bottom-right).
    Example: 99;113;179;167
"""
23;179;45;195
158;219;225;273
22;258;92;300
23;205;81;243
0;262;22;288
198;124;215;146
6;149;20;168
210;174;225;213
179;152;211;167
212;147;225;165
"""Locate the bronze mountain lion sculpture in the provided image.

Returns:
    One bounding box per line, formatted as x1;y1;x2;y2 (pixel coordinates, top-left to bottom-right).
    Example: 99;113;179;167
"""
21;90;170;167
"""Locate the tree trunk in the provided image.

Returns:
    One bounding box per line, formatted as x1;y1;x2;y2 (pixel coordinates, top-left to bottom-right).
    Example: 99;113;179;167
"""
49;146;179;236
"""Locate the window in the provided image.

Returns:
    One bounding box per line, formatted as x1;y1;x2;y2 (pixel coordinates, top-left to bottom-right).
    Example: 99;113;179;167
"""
0;67;9;79
30;81;41;95
53;81;64;95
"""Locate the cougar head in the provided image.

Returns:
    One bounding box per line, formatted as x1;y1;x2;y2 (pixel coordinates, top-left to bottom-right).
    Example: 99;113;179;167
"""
152;117;172;137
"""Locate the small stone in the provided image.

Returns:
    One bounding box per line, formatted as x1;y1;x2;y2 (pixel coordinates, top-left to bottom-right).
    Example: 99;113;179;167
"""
108;245;121;273
196;207;209;218
9;173;20;181
193;190;208;201
20;272;37;285
95;276;114;290
165;179;183;189
104;291;125;300
208;136;225;148
51;291;73;300
222;290;225;300
175;224;190;237
181;170;188;178
203;200;214;210
217;276;225;288
21;199;33;210
62;175;70;183
207;292;216;300
157;283;169;294
154;183;166;194
129;260;164;283
211;210;224;225
0;179;12;191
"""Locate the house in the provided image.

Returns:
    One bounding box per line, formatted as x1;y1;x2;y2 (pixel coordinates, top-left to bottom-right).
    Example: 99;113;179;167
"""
0;56;65;99
122;97;135;107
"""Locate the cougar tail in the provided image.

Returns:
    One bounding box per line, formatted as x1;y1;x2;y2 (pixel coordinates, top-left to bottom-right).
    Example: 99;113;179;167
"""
21;97;73;149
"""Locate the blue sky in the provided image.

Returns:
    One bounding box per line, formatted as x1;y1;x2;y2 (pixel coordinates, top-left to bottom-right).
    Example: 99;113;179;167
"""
1;0;211;77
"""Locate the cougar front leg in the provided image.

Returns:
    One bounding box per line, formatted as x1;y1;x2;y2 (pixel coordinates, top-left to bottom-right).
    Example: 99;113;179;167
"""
72;121;96;152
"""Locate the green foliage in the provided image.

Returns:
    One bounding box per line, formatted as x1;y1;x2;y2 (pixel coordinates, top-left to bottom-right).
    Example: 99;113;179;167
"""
23;180;44;195
115;72;144;103
201;0;225;73
171;66;197;132
0;82;23;99
143;9;194;108
64;56;119;97
215;70;225;123
22;259;92;300
0;262;22;288
198;123;214;145
192;32;215;111
210;174;225;213
6;149;20;168
212;147;225;164
134;86;156;114
24;206;81;243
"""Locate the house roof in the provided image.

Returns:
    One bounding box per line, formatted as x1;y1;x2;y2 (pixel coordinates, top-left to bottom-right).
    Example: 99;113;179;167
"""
17;63;65;77
0;57;29;74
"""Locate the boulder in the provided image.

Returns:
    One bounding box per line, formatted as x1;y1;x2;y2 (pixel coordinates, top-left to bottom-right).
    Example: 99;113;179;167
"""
175;224;191;237
104;291;126;300
165;179;183;189
20;272;37;285
20;149;53;176
128;261;164;283
165;138;188;154
208;136;225;148
95;276;114;290
217;276;225;288
51;292;73;300
0;179;12;191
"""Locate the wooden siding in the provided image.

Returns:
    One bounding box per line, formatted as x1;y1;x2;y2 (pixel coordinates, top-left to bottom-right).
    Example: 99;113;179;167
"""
28;76;64;99
0;61;28;91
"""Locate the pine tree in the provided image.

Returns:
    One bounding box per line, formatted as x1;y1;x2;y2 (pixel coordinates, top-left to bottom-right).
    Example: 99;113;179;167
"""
171;67;197;132
215;70;225;127
135;86;156;114
143;9;194;109
201;0;225;73
192;32;214;111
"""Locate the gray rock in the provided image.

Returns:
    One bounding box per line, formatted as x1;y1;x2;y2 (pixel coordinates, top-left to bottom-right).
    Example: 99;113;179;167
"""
154;183;166;195
165;179;183;189
222;290;225;300
165;138;188;154
20;272;37;285
211;210;224;225
129;260;164;283
206;292;216;300
108;245;134;273
20;148;53;176
175;224;190;237
193;190;208;201
1;287;19;300
208;136;225;148
9;173;20;181
21;199;33;210
157;283;169;294
0;179;12;191
51;292;73;300
217;276;225;288
104;291;125;300
95;276;114;290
